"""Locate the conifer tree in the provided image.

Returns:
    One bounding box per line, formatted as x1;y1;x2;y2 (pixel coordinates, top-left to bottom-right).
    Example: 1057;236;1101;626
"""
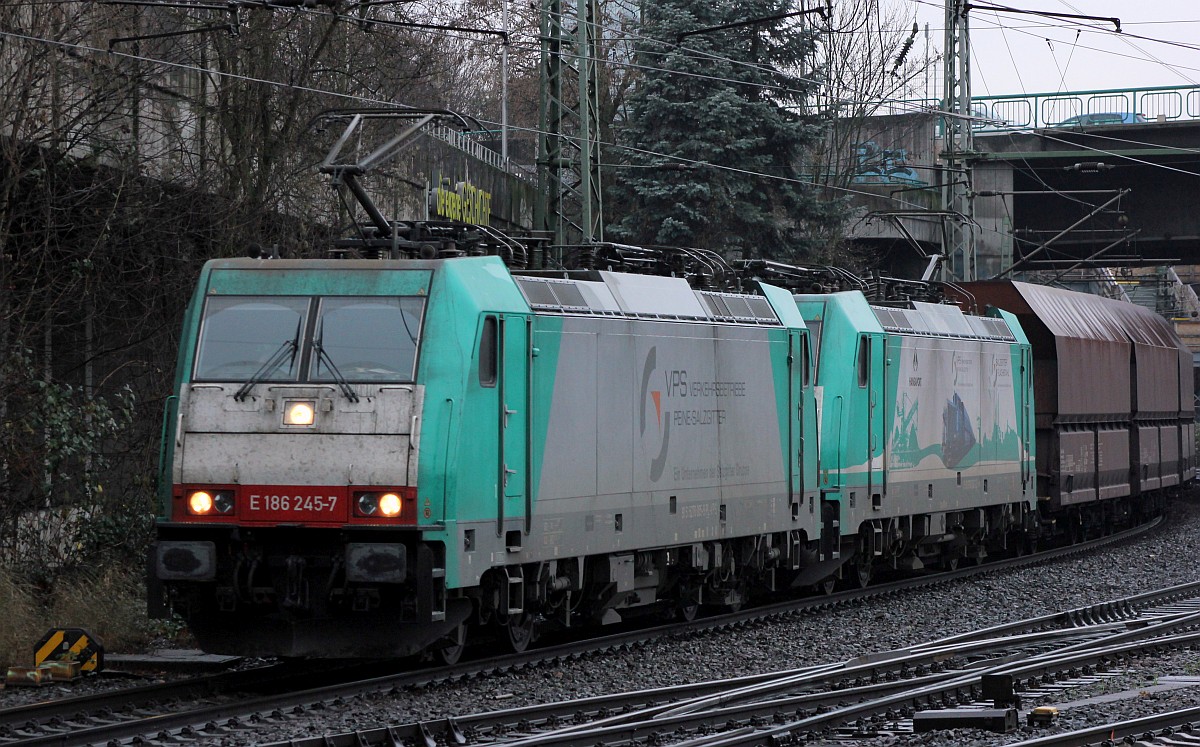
606;0;842;260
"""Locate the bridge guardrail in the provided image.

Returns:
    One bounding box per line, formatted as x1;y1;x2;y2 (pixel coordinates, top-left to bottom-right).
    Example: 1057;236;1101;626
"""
970;84;1200;130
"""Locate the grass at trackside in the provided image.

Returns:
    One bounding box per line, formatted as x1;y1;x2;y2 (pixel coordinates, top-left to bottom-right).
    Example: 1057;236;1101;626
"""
0;567;168;669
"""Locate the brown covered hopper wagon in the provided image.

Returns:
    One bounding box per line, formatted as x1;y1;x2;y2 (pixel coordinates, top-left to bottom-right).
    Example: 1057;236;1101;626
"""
953;281;1195;515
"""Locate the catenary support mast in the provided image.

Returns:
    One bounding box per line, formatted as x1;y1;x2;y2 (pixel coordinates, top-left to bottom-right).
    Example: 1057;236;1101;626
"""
537;0;604;244
942;0;976;281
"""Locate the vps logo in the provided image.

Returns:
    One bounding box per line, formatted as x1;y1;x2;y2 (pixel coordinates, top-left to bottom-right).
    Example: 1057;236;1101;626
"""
640;346;670;482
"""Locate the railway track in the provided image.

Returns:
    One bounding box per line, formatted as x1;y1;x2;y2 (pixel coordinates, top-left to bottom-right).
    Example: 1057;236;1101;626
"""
1004;708;1200;747
0;518;1179;747
266;580;1200;747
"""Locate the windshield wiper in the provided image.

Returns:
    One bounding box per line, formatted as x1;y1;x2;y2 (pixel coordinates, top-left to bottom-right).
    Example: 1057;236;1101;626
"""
234;339;297;402
313;338;360;403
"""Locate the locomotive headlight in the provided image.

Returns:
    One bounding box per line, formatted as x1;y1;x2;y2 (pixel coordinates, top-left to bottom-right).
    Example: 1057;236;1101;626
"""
188;491;214;515
284;400;316;426
354;490;410;519
186;489;235;515
357;493;379;515
378;493;403;517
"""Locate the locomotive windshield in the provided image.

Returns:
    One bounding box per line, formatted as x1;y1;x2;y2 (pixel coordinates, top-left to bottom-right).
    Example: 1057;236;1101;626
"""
194;297;307;380
311;297;424;382
193;295;425;383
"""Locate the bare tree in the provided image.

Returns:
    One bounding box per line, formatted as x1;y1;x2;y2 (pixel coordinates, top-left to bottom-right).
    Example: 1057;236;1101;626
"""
805;0;937;191
775;0;941;266
0;0;149;569
0;0;477;573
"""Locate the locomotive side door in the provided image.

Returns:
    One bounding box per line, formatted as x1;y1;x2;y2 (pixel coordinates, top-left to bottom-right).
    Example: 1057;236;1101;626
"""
1019;345;1032;493
788;329;806;506
866;334;885;502
498;314;530;539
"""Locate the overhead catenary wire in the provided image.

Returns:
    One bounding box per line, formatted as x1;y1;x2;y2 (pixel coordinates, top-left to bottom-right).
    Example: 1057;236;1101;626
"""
176;0;963;122
0;7;1177;288
991;7;1028;96
1052;0;1199;86
0;2;943;133
906;0;1200;87
1032;131;1200;178
0;23;1042;260
290;3;836;100
4;22;1190;195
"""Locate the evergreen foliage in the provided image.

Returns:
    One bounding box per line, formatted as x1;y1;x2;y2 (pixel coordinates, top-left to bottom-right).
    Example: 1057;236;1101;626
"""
606;0;843;260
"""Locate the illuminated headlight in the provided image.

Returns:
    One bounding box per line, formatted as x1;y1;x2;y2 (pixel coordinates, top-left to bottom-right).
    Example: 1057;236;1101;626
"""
355;491;406;518
188;491;212;514
378;493;402;517
284;400;316;426
187;489;235;515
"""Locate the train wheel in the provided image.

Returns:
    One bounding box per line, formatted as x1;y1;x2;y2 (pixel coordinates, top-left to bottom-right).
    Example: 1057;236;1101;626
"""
505;613;536;653
435;623;467;666
819;578;837;595
855;562;872;588
1008;531;1029;556
678;600;699;622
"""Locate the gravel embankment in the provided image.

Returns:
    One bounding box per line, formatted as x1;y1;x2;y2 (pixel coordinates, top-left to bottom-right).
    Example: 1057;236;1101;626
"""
5;492;1200;746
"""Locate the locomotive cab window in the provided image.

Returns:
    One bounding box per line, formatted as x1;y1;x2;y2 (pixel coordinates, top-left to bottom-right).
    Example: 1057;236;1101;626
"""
857;336;869;387
194;296;309;381
803;320;822;373
479;316;498;387
802;336;811;387
311;297;425;382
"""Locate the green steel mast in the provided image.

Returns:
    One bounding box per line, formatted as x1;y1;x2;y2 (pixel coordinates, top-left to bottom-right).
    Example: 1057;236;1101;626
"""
942;0;976;281
537;0;604;244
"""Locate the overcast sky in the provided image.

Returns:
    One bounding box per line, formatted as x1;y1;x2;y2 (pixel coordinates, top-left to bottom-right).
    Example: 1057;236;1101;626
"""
904;0;1199;99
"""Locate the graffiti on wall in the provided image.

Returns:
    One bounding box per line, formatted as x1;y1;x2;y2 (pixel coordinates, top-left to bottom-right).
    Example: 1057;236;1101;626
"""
852;141;926;186
429;174;493;224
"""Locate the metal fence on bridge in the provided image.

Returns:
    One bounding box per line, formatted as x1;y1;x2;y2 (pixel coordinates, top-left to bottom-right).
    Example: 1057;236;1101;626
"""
970;85;1200;130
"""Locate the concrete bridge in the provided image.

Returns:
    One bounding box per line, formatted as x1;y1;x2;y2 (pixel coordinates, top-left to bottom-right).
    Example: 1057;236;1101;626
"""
975;103;1200;276
846;85;1200;281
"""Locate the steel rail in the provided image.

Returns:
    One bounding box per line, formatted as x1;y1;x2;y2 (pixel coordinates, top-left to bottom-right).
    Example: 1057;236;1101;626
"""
463;630;1200;747
914;577;1200;650
0;659;401;734
261;544;1200;747
653;626;1200;747
1003;706;1200;747
266;614;1200;747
